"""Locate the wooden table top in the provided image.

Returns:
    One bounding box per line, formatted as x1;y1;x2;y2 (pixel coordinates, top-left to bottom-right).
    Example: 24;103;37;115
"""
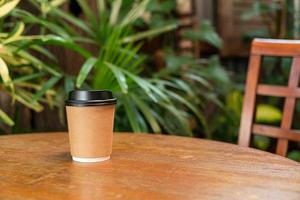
0;132;300;200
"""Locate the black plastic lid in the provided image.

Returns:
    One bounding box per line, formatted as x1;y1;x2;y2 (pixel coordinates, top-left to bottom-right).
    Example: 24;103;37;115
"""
65;90;117;106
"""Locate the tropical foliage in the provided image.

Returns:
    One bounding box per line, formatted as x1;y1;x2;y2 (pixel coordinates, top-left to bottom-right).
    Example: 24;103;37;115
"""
2;0;228;136
0;0;61;130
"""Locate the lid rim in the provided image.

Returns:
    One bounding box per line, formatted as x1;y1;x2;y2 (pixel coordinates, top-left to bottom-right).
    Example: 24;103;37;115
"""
65;99;117;106
66;90;116;106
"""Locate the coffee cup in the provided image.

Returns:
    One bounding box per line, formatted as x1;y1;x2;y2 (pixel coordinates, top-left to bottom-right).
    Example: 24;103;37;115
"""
65;90;117;163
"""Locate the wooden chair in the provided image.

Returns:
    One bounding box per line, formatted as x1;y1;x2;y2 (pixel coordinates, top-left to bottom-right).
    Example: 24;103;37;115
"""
238;38;300;156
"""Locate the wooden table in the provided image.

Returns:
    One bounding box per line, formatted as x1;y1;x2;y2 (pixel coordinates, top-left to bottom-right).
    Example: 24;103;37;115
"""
1;133;300;200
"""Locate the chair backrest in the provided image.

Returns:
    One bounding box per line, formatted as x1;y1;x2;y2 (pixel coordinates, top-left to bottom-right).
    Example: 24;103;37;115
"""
238;38;300;156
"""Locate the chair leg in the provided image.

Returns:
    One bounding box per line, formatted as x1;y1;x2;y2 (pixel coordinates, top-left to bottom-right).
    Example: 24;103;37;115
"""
276;140;288;156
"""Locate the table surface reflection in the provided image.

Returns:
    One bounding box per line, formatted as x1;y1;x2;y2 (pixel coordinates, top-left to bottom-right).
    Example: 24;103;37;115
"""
0;132;300;200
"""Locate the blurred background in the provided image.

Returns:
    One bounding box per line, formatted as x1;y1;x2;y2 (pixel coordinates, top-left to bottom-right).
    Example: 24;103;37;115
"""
1;0;300;161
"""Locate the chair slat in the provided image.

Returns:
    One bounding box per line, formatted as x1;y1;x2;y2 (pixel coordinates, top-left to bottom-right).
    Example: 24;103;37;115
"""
276;57;300;156
257;85;300;98
253;124;300;142
238;55;261;147
252;39;300;56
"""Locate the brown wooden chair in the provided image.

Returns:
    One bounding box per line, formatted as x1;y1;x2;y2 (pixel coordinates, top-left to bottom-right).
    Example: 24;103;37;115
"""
238;38;300;156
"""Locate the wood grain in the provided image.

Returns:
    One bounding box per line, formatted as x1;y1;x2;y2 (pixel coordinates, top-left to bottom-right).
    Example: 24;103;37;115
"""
238;38;300;156
257;84;300;98
277;57;300;155
0;132;300;200
238;54;261;147
252;38;300;56
253;124;300;142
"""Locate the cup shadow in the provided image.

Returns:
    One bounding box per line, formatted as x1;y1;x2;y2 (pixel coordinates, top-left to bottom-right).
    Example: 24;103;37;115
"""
50;152;72;162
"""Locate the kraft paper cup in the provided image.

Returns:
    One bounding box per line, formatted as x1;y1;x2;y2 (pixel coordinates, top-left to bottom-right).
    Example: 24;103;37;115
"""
65;90;117;163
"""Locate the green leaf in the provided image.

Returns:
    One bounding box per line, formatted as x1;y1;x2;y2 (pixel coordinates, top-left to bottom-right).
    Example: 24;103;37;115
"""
41;0;66;14
151;110;175;134
76;57;97;88
121;24;177;43
29;45;57;62
32;35;92;59
0;57;14;91
173;79;198;98
253;135;271;151
0;0;20;18
165;54;193;69
0;108;14;126
166;90;208;134
147;0;176;13
131;93;161;133
202;56;230;86
32;76;62;102
14;93;43;112
158;102;192;136
13;9;71;39
4;21;25;44
50;7;94;37
287;150;300;162
105;62;128;93
109;0;122;25
182;20;222;49
16;49;61;77
255;104;282;123
64;76;75;94
185;73;212;89
121;94;142;132
97;0;106;16
122;69;169;102
121;0;150;26
50;0;67;7
13;72;47;83
226;91;243;117
77;0;98;27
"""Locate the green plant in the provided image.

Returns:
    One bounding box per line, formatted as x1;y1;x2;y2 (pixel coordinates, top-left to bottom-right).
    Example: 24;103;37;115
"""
288;150;300;162
141;0;222;48
156;53;231;137
0;0;232;139
0;0;61;131
135;0;227;136
8;0;227;136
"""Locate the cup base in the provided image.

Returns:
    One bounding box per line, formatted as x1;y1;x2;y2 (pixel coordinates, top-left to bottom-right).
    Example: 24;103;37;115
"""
72;156;110;163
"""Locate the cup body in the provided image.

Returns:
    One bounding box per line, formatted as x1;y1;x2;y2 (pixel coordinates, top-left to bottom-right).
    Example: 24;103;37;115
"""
65;90;117;162
66;105;115;162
